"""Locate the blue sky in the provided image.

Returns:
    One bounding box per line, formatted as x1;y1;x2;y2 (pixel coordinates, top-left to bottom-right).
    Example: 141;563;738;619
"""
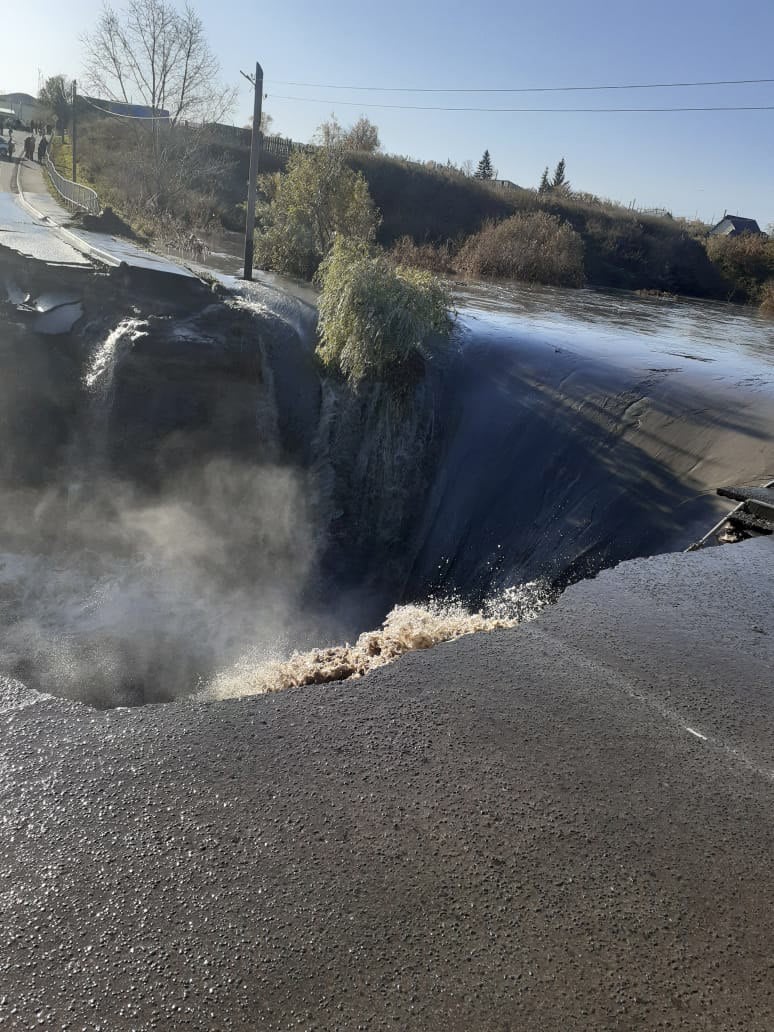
4;0;774;227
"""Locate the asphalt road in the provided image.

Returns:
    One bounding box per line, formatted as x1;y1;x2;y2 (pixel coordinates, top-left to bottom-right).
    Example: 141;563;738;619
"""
0;149;193;276
1;536;773;1031
0;150;90;266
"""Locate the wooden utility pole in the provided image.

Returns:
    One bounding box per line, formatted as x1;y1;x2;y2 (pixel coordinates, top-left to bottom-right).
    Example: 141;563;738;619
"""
71;79;77;181
242;62;263;281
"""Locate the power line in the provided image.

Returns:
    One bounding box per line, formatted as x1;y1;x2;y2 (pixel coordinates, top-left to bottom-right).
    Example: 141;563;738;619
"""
269;93;774;113
267;76;774;95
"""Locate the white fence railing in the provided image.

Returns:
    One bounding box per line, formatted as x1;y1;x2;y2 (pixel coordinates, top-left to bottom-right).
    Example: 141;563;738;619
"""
44;153;100;215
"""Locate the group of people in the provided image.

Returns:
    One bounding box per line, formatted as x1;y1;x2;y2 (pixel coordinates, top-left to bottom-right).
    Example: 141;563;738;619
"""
23;134;48;162
2;129;49;162
28;120;53;136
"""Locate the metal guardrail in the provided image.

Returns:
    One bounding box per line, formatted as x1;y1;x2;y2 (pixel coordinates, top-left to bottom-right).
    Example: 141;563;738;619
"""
44;153;100;215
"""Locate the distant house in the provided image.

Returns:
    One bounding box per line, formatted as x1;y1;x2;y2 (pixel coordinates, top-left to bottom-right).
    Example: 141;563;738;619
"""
709;215;763;238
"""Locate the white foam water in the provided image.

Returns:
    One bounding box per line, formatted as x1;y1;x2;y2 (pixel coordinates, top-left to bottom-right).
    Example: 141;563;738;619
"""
85;318;148;388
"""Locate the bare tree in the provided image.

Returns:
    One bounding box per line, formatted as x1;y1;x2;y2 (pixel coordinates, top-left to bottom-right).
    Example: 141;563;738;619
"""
81;0;235;213
313;113;345;148
82;0;232;125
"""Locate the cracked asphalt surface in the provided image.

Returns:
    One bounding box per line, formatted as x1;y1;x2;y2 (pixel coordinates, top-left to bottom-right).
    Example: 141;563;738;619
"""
0;155;89;267
0;152;194;276
1;536;773;1030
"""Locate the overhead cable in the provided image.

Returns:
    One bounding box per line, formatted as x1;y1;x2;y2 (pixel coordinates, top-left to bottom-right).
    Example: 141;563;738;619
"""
266;76;774;95
269;94;774;113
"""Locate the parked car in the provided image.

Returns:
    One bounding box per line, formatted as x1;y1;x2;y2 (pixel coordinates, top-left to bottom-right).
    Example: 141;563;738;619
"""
0;138;9;159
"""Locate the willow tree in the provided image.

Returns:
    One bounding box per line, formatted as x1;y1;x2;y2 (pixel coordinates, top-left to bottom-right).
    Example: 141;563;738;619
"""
81;0;235;213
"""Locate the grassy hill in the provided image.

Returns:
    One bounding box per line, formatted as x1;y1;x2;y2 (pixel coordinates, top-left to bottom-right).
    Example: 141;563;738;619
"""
64;117;738;301
345;153;724;297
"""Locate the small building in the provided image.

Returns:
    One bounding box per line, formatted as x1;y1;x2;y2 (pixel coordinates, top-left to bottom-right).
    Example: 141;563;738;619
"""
709;215;763;238
85;97;170;125
0;93;48;127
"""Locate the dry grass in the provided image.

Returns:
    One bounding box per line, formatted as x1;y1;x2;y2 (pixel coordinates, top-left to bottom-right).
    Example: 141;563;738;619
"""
53;118;240;242
65;118;731;299
705;233;774;303
50;138;99;193
760;280;774;316
390;236;457;274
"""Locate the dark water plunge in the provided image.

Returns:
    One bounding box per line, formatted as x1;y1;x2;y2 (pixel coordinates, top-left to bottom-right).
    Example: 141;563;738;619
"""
1;257;772;707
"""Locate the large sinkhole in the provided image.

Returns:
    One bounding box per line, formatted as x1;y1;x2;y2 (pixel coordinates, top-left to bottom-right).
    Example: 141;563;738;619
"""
1;259;772;707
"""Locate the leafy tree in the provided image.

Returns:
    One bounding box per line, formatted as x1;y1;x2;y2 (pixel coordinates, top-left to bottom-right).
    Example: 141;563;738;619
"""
314;114;381;152
255;147;380;279
538;166;551;193
343;116;380;153
552;157;571;193
475;150;494;180
39;75;73;139
315;237;453;383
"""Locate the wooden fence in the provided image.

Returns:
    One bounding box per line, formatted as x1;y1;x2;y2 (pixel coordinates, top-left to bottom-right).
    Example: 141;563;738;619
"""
203;123;315;164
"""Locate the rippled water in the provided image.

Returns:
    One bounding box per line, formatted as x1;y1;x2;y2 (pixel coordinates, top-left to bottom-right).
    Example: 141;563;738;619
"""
455;280;774;372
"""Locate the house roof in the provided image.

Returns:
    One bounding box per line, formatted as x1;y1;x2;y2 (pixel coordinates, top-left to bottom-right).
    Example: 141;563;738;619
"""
712;215;762;234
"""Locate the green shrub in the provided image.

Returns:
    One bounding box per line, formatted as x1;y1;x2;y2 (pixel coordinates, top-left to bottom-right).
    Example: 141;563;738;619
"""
705;233;774;302
255;148;380;279
315;237;453;383
456;211;585;287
